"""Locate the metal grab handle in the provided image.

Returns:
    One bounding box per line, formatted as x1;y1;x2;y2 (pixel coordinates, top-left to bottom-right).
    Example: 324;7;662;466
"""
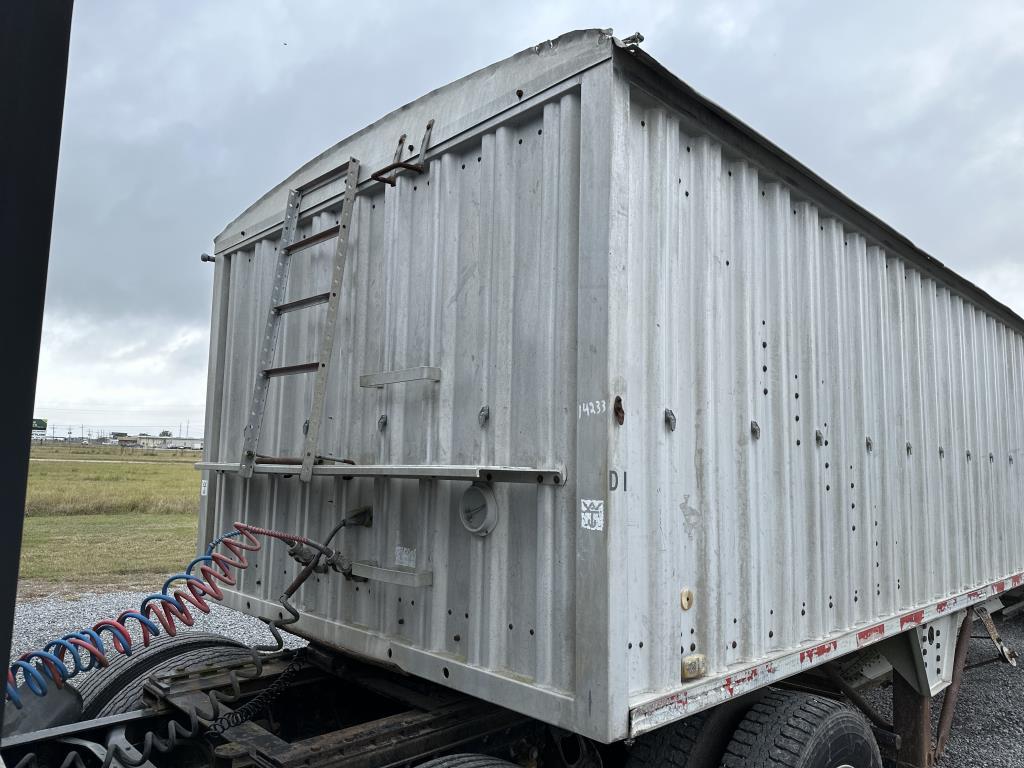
370;160;426;186
351;561;433;588
370;119;434;187
360;366;442;388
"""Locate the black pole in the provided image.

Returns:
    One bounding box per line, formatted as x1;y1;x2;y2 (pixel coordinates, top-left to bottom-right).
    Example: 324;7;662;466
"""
0;1;75;735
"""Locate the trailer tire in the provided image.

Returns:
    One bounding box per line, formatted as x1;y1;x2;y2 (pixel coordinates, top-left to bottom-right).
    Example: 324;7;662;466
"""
719;689;881;768
625;712;709;768
414;754;520;768
70;632;251;719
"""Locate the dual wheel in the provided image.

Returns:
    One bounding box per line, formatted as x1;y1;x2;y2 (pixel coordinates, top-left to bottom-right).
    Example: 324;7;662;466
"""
418;689;879;768
625;688;881;768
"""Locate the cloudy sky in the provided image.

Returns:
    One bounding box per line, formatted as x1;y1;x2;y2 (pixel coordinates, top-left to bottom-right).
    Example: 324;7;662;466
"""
36;1;1024;438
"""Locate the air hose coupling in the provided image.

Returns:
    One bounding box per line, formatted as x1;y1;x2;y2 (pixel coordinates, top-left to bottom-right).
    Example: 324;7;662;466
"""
324;552;367;581
287;542;329;573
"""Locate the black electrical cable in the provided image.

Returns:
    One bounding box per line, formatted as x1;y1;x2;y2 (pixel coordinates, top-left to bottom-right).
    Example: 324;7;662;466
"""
254;517;348;652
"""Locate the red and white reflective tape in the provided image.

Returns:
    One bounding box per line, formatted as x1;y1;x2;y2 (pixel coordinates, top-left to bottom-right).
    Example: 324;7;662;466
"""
630;569;1024;737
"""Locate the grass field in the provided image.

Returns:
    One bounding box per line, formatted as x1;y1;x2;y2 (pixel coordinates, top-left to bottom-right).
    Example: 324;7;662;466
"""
31;443;201;463
19;446;203;598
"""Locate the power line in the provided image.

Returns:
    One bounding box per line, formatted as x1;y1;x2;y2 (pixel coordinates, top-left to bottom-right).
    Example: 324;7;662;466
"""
35;406;205;413
38;424;201;428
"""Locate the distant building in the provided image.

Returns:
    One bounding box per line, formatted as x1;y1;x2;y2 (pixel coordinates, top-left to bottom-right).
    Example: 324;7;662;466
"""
135;435;204;450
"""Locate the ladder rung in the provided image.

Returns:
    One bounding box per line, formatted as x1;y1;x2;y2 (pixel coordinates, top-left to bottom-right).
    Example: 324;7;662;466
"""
282;224;340;254
263;361;321;378
274;292;331;314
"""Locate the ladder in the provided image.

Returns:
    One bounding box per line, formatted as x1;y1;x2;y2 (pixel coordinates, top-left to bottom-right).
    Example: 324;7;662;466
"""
239;159;360;482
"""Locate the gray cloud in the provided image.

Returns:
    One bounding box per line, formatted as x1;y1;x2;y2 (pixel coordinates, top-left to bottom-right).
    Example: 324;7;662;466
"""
39;1;1024;431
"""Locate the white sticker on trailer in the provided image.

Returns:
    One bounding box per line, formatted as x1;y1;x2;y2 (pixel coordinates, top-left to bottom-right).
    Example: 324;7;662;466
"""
200;479;208;497
581;499;604;531
395;546;417;568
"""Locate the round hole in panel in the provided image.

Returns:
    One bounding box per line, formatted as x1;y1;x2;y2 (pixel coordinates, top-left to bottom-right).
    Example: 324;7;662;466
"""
459;483;499;537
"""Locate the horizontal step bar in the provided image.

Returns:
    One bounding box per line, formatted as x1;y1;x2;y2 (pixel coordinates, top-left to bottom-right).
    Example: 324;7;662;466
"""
274;292;330;314
282;224;340;254
359;366;442;388
196;462;566;486
351;561;433;588
254;454;323;465
263;361;321;377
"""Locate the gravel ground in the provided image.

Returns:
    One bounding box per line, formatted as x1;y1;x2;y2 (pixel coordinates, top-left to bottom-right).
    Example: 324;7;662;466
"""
9;590;306;663
8;596;1024;766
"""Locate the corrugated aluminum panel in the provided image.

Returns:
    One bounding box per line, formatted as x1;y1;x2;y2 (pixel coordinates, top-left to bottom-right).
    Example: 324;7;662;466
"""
615;87;1024;714
199;31;1024;743
204;90;587;729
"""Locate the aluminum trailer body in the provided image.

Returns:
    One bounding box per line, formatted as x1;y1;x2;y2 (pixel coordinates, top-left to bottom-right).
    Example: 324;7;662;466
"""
197;29;1024;744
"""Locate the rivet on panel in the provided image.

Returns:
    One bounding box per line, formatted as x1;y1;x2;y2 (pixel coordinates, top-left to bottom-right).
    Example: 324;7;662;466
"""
865;436;873;453
906;442;913;456
939;446;945;459
680;589;694;611
478;405;490;428
664;409;677;431
967;450;972;462
613;396;625;426
750;421;761;440
989;453;995;463
378;414;388;432
815;429;823;447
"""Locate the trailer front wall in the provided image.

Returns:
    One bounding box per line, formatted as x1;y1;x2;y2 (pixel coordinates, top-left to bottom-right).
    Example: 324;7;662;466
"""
613;82;1024;707
205;89;591;730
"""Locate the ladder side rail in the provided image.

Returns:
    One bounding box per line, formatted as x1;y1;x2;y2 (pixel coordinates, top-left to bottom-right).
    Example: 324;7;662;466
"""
300;159;361;481
239;188;303;478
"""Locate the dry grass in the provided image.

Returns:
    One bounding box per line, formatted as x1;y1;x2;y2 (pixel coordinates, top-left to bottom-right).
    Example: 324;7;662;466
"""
19;446;202;595
26;458;200;517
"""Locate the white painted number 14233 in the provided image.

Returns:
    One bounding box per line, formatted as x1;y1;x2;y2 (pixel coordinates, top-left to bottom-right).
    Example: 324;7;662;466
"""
578;400;607;419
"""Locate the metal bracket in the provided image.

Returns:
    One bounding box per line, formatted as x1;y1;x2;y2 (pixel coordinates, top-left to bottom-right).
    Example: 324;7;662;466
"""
360;366;442;388
889;609;974;767
878;610;964;697
351;561;433;588
370;119;434;186
975;604;1018;666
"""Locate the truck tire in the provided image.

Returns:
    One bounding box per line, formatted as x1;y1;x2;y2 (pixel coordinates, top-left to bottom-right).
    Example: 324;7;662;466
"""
626;711;719;768
70;632;252;719
415;754;520;768
719;689;881;768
